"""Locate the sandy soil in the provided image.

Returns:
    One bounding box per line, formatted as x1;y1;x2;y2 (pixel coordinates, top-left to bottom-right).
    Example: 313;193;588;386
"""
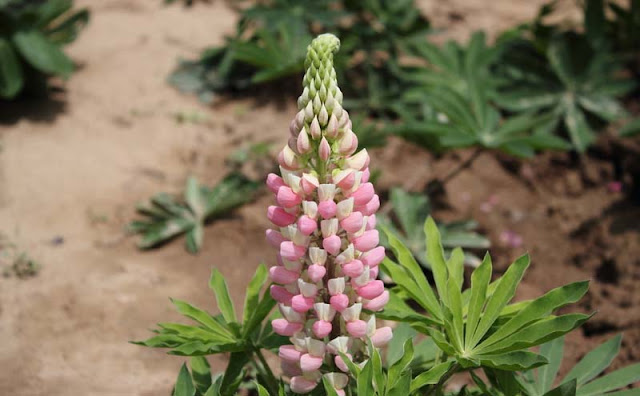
0;1;637;395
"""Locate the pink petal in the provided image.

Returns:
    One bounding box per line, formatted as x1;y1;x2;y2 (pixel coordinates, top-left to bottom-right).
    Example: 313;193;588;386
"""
270;285;294;305
366;214;377;230
355;194;380;216
277;186;303;208
340;212;364;234
318;200;337;219
290;376;318;393
291;294;315;313
369;266;379;279
363;290;389;311
330;294;350;312
361;168;370;183
265;229;285;248
301;178;317;195
266;173;285;194
280;241;307;261
319;136;331;161
342;259;364;278
279;345;303;362
356;280;384;299
349;183;375;206
312;320;332;338
353;230;379;252
272;319;303;336
267;206;296;227
307;264;326;283
371;326;393;347
361;246;385;267
300;354;324;372
335;170;355;190
297;215;317;236
346;319;368;337
269;266;299;285
323;235;342;256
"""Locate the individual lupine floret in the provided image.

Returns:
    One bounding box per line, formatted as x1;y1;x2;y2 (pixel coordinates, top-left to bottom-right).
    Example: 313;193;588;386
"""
264;33;391;394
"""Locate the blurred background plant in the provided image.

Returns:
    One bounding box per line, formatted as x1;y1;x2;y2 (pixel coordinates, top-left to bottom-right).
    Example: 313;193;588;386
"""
0;0;89;99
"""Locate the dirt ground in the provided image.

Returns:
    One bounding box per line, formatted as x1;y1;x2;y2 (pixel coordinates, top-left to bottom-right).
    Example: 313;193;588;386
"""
0;1;637;395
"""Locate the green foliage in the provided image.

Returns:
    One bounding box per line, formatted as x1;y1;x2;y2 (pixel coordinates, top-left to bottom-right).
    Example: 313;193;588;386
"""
494;31;635;152
134;264;285;396
380;217;591;373
378;188;489;269
128;173;260;253
517;335;640;396
167;0;429;111
0;0;89;99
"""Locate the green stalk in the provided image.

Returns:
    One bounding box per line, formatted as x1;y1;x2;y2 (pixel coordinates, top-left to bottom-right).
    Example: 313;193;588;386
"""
254;348;279;395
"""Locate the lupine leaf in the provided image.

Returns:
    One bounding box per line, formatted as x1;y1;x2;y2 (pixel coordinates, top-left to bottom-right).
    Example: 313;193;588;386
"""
478;281;589;350
174;363;196;396
538;337;565;394
255;382;270;396
209;269;237;324
243;263;268;325
479;351;548;371
470;254;530;347
544;379;577;396
410;361;454;392
190;356;212;394
476;313;591;355
0;38;23;99
388;338;414;389
357;358;374;395
170;299;235;341
578;363;640;396
563;334;622;386
465;253;492;349
424;217;449;305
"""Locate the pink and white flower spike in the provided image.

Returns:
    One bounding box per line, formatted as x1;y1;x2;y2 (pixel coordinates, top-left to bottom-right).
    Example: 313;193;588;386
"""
265;33;391;394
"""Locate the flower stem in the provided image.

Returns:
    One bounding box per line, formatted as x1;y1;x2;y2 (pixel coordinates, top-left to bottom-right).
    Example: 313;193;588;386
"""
254;348;279;395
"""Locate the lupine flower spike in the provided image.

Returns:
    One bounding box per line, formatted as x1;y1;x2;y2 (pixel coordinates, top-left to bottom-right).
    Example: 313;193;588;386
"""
266;33;391;394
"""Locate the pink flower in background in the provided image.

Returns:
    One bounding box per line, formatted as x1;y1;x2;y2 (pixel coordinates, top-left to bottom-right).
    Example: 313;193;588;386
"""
264;34;390;394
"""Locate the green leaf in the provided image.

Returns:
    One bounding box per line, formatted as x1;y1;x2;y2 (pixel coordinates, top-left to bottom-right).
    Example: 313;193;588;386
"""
255;382;270;396
465;253;492;349
174;363;196;396
564;103;595;153
12;30;74;77
544;379;576;396
243;264;268;325
410;361;454;392
477;313;591;355
243;290;276;338
424;217;450;304
578;363;640;396
538;337;565;394
578;95;628;122
387;370;412;396
190;356;212;394
563;334;622;386
185;224;204;254
209;269;237;324
478;281;589;350
170;299;235;341
469;254;530;347
185;176;206;219
0;38;24;99
388;338;414;389
357;358;374;395
381;226;442;319
479;351;548;371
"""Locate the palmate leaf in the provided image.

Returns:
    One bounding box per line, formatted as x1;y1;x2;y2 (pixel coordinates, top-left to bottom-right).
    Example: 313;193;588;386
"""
378;188;489;269
12;29;74;77
129;173;260;253
0;37;23;98
495;29;633;152
516;335;640;396
382;217;590;372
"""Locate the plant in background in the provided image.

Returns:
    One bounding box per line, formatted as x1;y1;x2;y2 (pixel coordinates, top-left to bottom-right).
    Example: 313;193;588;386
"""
0;0;89;99
493;0;638;152
129;174;260;253
378;188;489;269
